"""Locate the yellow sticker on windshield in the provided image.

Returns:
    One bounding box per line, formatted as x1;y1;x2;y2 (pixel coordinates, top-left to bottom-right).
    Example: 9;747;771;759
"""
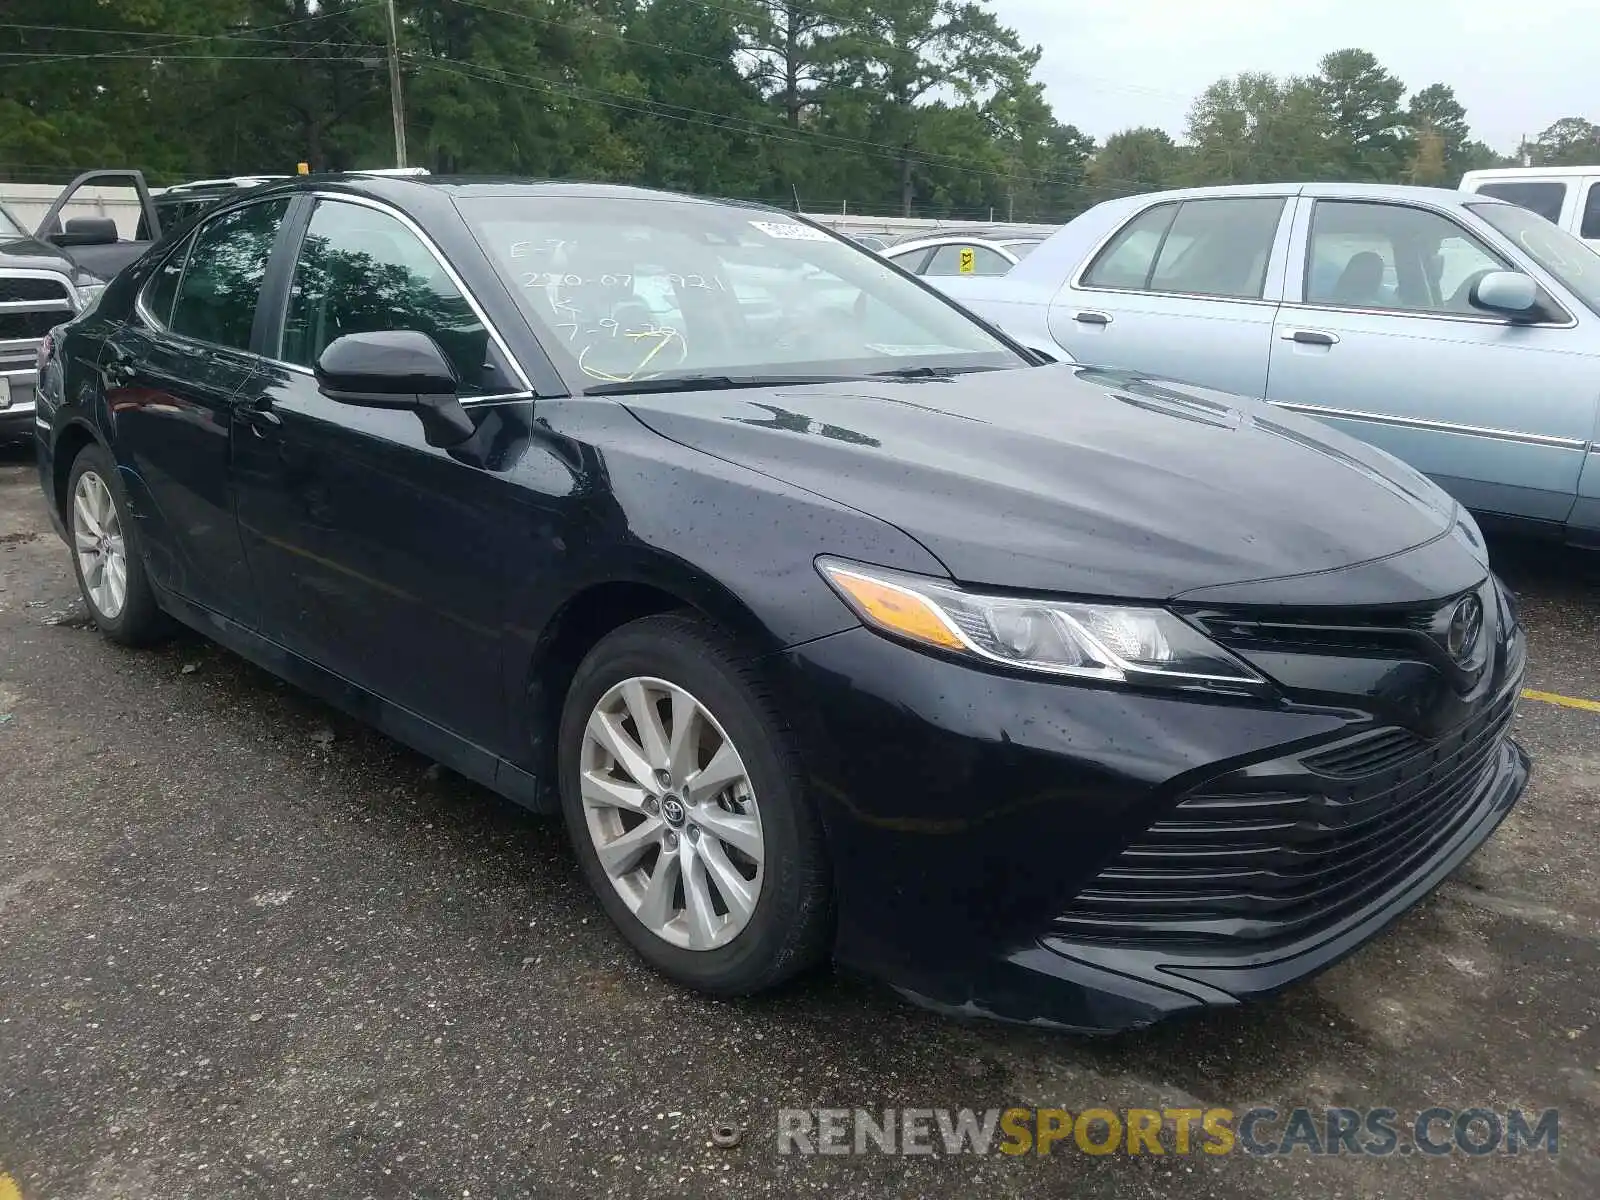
959;247;976;274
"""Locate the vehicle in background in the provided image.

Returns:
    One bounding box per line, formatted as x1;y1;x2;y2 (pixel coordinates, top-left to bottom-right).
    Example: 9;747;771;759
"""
931;182;1600;547
137;169;433;238
137;175;293;239
25;170;164;287
1460;166;1600;249
883;234;1028;278
0;197;116;441
33;174;1528;1031
846;233;888;252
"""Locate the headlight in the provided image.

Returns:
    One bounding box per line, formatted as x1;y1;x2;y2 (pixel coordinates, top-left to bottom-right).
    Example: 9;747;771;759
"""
75;281;106;311
817;558;1264;688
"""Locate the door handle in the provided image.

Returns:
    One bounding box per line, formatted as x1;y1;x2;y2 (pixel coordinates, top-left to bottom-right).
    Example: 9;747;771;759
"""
237;405;282;436
1281;328;1339;346
1073;310;1112;326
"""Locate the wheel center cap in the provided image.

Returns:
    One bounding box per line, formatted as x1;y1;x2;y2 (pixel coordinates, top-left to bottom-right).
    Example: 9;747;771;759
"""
659;795;686;827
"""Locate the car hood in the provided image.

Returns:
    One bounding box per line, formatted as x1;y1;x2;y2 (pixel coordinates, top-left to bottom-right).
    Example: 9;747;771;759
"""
0;233;77;273
624;364;1461;599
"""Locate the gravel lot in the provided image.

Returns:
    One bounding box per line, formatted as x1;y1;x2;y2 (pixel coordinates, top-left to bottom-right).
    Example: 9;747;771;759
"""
2;440;1597;1199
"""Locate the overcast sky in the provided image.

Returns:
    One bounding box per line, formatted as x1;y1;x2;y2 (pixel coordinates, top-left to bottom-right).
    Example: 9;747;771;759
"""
994;0;1592;153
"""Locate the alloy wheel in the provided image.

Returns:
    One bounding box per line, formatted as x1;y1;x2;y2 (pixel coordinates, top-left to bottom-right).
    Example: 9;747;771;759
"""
72;470;128;621
579;676;765;950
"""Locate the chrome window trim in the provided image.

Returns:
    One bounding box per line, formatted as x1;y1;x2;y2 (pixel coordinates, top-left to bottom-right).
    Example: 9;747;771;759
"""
134;225;201;331
1071;195;1295;304
1271;399;1591;451
292;191;535;399
1294;196;1579;329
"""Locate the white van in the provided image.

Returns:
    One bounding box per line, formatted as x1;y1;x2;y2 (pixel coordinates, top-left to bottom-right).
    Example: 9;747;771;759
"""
1459;166;1600;249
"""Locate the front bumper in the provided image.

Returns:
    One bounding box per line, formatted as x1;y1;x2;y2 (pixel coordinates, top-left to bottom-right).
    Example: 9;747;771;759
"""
776;612;1528;1033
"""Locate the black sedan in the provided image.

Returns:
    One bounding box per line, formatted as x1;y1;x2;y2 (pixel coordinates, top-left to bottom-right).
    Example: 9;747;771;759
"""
33;176;1529;1032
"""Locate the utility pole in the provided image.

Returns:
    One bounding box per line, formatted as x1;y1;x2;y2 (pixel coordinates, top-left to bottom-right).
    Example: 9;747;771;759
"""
384;0;408;169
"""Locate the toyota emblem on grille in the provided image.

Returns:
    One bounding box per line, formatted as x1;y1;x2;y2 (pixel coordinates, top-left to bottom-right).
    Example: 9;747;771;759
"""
1445;594;1484;664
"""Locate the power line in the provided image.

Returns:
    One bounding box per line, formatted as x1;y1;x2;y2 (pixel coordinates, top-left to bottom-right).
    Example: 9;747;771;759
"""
436;0;738;70
3;5;383;69
413;54;1084;189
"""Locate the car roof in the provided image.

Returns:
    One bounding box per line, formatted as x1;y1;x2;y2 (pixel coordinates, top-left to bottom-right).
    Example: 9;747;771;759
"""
885;234;1021;255
237;174;794;216
1461;166;1600;181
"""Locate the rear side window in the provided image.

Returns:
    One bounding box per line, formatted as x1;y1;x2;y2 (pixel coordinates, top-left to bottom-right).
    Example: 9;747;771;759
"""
170;199;290;350
1083;198;1284;299
139;233;194;327
1473;181;1567;225
924;244;1013;276
1147;198;1285;298
1582;183;1600;240
279;200;497;395
1082;203;1176;290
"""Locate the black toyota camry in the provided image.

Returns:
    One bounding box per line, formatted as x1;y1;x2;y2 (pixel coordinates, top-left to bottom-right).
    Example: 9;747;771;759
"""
33;175;1529;1032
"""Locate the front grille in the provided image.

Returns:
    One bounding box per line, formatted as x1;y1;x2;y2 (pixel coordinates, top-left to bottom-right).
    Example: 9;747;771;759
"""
0;310;65;341
1053;685;1518;949
0;277;72;303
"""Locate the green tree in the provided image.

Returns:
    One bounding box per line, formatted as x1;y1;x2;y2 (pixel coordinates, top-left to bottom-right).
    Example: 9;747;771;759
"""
1404;82;1469;178
1532;117;1600;165
1185;72;1332;184
828;1;1038;216
1088;127;1185;201
1313;48;1408;181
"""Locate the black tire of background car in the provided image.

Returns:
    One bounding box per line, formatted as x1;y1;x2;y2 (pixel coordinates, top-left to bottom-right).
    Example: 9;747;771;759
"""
66;443;172;646
557;612;834;995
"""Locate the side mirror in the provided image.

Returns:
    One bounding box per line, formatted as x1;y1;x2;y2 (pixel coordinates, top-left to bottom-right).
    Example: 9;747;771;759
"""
1470;271;1540;318
314;330;476;448
51;217;120;247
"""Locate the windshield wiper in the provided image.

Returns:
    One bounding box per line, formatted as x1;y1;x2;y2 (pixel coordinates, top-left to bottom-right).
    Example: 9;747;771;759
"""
871;365;1003;380
584;374;861;396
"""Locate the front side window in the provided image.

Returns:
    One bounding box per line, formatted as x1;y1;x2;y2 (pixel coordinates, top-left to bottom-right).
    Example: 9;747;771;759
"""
169;198;290;350
460;196;1023;387
923;244;1013;276
280;201;501;395
1470;200;1600;317
1306;201;1508;316
139;232;195;327
1473;181;1567;225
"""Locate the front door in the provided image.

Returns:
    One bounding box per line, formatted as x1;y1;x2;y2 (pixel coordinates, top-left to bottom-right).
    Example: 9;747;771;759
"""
231;195;536;754
1266;195;1597;523
103;197;291;624
1045;194;1294;396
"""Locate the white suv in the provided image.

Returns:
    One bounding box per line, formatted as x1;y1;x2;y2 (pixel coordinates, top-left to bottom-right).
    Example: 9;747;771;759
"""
1459;166;1600;250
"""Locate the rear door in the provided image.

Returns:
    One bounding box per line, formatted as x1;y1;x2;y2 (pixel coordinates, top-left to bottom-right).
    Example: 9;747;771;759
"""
1044;193;1295;395
1266;193;1596;522
102;196;292;623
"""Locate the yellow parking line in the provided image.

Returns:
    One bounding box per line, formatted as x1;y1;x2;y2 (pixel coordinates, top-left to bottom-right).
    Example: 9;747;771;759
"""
1522;689;1600;714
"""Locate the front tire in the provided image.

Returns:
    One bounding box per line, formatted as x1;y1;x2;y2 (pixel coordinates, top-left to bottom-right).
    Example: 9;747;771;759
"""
557;613;832;995
66;443;168;645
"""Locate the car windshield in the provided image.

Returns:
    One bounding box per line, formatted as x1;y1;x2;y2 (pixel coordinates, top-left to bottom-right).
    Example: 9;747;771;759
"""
1469;201;1600;317
459;195;1024;388
0;203;23;239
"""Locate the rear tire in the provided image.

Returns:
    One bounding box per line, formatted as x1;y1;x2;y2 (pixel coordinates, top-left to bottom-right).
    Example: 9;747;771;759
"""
557;612;832;995
66;443;169;646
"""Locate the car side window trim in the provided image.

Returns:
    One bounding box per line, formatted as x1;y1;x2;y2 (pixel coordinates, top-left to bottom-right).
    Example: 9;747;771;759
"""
263;191;535;405
134;231;198;330
1286;197;1576;329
